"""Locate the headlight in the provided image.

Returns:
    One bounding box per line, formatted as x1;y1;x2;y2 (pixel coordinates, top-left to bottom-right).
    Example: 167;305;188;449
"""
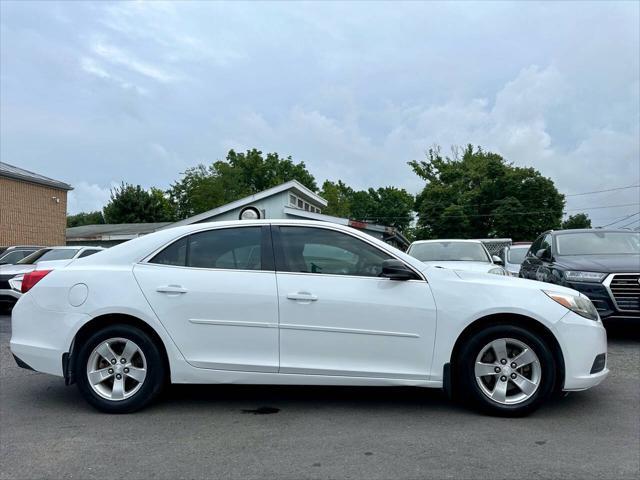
564;271;606;283
544;290;600;321
8;275;23;292
489;267;506;275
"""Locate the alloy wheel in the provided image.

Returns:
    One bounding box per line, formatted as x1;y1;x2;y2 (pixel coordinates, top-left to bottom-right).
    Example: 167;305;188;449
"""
86;337;147;401
474;337;541;405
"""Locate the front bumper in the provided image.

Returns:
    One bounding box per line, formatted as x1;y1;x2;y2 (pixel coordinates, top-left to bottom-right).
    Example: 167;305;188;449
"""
553;311;609;391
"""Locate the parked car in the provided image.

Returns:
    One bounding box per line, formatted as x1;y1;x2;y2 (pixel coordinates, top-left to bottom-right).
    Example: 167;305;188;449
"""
519;229;640;322
10;220;607;416
500;242;532;277
407;239;507;275
0;246;43;265
0;246;104;310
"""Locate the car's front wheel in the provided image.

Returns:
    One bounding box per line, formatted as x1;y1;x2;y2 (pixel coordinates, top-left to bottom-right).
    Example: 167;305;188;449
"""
456;325;557;416
75;324;165;413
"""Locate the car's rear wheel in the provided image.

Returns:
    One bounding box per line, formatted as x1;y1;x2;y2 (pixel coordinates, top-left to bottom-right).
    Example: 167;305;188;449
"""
456;325;556;416
75;324;165;413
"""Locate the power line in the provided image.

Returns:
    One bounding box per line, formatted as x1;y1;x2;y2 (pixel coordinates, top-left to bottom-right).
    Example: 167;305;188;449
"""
415;185;639;210
618;217;640;229
565;184;640;197
363;202;640;221
599;212;640;228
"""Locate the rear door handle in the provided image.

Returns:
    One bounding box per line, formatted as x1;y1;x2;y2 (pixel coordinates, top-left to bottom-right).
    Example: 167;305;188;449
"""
156;285;188;294
287;292;318;302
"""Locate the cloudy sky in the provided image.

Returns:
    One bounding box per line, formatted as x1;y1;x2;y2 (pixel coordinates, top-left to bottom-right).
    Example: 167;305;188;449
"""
1;1;639;227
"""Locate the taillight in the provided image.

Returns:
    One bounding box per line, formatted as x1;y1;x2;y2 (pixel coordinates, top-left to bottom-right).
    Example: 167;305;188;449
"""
21;269;52;293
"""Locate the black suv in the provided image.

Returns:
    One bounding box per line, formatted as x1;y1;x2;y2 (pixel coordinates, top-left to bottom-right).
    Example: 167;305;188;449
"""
520;229;640;322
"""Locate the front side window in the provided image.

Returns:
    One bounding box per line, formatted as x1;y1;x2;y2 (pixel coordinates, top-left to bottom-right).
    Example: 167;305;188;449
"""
507;247;529;264
149;227;262;270
276;226;392;277
528;235;544;257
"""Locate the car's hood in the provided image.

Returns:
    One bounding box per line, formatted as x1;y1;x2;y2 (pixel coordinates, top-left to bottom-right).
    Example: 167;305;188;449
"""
0;264;35;276
421;261;496;273
555;254;640;273
453;269;577;295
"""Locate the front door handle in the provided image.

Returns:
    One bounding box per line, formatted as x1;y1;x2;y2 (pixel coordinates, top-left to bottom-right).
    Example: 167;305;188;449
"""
156;285;188;294
287;292;318;302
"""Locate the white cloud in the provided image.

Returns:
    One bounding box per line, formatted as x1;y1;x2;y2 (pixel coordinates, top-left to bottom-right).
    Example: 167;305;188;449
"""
66;181;113;215
223;65;638;226
92;42;178;83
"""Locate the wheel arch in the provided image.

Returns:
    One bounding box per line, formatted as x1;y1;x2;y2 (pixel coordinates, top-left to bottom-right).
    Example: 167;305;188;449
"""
446;313;565;395
66;313;171;385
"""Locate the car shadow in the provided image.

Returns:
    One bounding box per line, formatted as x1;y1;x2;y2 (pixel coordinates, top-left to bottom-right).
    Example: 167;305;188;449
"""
159;383;457;413
604;321;640;342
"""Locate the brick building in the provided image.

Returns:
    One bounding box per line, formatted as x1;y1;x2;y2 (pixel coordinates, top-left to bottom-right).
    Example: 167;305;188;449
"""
0;162;73;246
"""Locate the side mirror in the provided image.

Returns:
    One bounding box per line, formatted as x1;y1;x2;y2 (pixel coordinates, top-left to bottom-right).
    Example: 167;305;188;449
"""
492;255;504;265
381;259;418;281
536;248;551;260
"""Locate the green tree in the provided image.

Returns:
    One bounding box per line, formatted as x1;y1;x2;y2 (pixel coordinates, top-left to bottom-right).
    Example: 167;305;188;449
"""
409;145;565;240
319;180;353;218
561;213;591;229
66;211;105;227
321;181;414;231
169;149;317;219
103;182;176;223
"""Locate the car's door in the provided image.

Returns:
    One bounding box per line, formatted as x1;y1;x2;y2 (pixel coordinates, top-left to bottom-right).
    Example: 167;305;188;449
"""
134;225;279;372
520;235;543;279
273;225;437;379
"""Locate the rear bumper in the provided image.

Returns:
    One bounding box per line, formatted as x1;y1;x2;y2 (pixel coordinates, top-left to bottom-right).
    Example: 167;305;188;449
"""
553;311;609;391
0;288;21;307
10;294;89;377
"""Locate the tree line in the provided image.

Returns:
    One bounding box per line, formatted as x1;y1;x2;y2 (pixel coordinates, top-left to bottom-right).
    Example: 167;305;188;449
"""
67;145;591;241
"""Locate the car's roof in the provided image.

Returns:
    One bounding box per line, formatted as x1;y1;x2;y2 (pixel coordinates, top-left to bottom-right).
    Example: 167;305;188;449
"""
70;219;426;272
410;239;483;245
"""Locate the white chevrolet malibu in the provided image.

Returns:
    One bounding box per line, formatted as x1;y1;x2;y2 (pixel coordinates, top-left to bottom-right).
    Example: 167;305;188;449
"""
10;220;608;416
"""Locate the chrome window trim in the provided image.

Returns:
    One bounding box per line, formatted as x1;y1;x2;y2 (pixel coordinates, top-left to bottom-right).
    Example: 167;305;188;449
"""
139;222;426;282
603;273;640;313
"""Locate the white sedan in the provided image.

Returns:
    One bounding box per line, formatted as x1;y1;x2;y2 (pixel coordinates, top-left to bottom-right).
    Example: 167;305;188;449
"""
10;220;608;416
407;239;507;275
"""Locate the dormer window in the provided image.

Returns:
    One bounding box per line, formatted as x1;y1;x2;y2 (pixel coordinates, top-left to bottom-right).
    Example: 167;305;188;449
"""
289;192;321;214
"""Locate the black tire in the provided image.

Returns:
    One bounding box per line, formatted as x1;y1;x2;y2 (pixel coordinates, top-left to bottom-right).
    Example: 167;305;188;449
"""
455;324;556;417
75;324;165;413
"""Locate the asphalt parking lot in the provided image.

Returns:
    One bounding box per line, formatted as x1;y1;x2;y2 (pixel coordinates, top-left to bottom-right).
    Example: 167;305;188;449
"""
0;314;638;480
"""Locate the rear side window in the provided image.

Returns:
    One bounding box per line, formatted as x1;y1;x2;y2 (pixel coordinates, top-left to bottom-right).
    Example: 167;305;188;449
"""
77;249;102;258
149;236;188;266
149;227;262;270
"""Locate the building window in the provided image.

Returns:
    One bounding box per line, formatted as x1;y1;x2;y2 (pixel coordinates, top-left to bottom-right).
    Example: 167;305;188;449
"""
288;192;322;214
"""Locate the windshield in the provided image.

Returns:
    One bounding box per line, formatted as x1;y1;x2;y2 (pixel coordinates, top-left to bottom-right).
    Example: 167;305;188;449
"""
507;246;529;264
18;248;79;264
556;231;640;256
409;241;490;262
